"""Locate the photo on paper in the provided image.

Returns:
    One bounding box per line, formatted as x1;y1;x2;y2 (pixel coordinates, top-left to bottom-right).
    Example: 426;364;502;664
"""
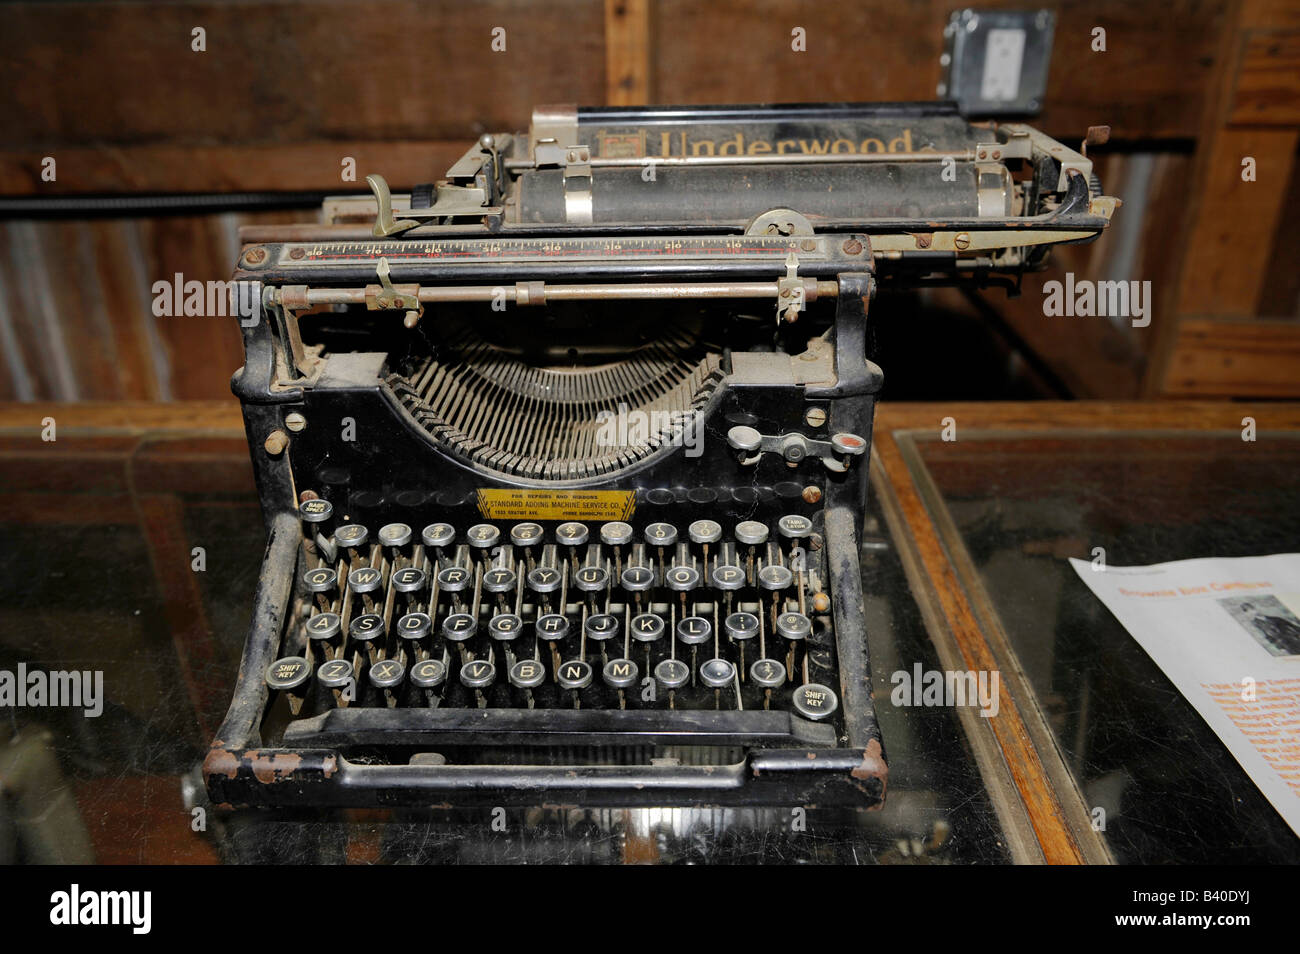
1217;595;1300;658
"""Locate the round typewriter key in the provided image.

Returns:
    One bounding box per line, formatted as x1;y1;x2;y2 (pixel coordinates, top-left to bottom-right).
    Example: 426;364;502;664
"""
510;522;543;547
347;565;383;595
368;658;405;690
556;522;589;547
630;613;665;643
734;520;769;546
460;659;496;689
574;565;609;592
317;658;354;691
509;658;546;690
725;612;760;641
336;524;369;550
441;613;477;642
411;658;448;690
299;498;334;523
688;519;722;545
777;514;813;540
349;613;386;642
421;523;455;549
556;659;593;690
467;523;500;549
791;683;839;721
483;567;517;593
266;656;311;713
391;566;428;594
303;566;337;594
750;658;788;688
437;565;471;593
527;565;562;594
701;658;737;688
584;613;619;643
602;658;639;689
665;564;700;591
535;613;570;642
599;521;633;547
645;522;678;547
758;564;794;591
620;565;655;592
654;658;690;691
711;564;746;590
307;612;342;642
397;612;432;642
488;613;523;642
830;432;867;457
378;522;413;549
266;656;310;692
676;616;712;646
776;611;812;641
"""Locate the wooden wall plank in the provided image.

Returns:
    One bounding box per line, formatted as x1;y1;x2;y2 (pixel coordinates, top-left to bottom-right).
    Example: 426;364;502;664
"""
135;216;246;401
605;0;651;105
0;1;606;146
1161;318;1300;397
649;0;1228;142
0;142;469;196
1229;29;1300;125
0;0;1227;197
1175;128;1299;317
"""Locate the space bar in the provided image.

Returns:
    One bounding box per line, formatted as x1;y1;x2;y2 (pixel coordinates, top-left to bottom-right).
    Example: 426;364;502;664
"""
283;707;837;747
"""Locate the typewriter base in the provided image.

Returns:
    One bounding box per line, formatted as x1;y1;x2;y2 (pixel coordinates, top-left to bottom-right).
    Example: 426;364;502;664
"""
204;509;887;810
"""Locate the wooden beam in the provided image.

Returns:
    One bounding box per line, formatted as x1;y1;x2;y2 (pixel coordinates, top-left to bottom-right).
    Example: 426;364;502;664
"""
0;141;469;197
1145;0;1300;396
1161;318;1300;397
1173;128;1299;317
1229;29;1300;125
605;0;651;105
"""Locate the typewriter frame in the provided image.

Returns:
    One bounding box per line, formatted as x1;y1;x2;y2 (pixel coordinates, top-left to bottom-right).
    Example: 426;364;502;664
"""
206;265;888;809
205;102;1115;810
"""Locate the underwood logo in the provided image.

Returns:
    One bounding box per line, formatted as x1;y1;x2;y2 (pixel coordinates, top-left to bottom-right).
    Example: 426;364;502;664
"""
599;128;919;158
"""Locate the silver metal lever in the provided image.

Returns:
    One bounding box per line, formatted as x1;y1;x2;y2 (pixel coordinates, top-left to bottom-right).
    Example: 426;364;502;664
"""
727;425;866;472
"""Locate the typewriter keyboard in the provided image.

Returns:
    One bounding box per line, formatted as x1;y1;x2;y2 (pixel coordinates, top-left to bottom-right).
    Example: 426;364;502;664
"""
265;501;846;735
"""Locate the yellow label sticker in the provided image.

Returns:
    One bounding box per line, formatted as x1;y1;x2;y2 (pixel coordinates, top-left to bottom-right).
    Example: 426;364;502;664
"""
476;488;636;522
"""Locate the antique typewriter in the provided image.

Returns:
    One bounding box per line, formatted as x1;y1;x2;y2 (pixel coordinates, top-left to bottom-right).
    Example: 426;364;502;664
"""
206;103;1116;808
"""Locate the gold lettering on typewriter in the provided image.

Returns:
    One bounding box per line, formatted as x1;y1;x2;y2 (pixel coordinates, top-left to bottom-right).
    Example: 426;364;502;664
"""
476;488;635;522
597;128;917;159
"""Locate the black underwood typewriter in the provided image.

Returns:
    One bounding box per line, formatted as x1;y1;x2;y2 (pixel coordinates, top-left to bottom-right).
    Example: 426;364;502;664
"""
207;103;1115;808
